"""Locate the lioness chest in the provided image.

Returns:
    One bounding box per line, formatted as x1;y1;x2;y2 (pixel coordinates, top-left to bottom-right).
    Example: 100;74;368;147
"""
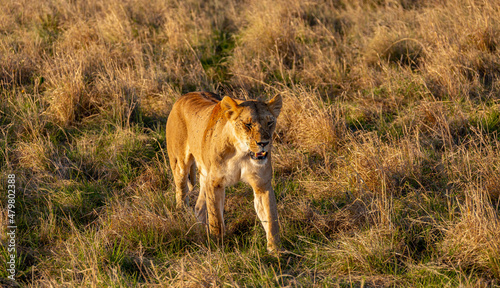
198;148;262;187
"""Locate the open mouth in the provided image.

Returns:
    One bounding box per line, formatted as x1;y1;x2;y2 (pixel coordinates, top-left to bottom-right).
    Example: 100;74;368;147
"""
249;151;268;160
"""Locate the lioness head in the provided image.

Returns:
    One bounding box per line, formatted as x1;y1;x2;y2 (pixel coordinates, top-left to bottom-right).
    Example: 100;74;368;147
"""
221;95;282;164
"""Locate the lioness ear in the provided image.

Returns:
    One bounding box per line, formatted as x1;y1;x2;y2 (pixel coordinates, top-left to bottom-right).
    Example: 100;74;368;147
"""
267;94;282;117
221;96;242;119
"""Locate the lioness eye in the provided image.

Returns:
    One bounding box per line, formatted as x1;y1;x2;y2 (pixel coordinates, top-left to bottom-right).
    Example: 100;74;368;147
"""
244;123;252;129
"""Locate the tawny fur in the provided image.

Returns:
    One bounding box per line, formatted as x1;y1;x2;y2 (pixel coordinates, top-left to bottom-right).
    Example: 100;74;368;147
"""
166;91;282;252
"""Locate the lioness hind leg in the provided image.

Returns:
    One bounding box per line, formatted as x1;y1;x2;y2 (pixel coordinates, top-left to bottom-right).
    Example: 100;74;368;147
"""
172;157;193;209
187;162;196;192
195;174;207;225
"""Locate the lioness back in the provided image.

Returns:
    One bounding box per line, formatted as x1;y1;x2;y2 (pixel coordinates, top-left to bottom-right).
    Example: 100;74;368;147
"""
166;91;282;252
166;92;220;164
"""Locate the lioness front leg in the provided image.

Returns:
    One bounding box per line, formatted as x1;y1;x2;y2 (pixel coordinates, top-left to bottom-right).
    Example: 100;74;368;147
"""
206;178;226;240
250;181;280;252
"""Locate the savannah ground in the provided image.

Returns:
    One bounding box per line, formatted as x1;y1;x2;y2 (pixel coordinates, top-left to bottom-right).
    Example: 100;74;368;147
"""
1;0;500;286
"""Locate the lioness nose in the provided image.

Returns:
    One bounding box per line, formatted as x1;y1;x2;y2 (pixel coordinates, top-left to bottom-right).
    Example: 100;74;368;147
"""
257;141;269;147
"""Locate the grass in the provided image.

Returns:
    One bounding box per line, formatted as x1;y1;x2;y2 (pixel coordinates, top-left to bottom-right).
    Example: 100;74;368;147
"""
1;0;500;286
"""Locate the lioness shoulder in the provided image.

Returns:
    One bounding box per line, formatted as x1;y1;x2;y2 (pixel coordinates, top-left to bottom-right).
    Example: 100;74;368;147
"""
166;91;282;252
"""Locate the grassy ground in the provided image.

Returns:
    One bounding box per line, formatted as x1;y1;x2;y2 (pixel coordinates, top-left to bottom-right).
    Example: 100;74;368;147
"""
1;0;500;286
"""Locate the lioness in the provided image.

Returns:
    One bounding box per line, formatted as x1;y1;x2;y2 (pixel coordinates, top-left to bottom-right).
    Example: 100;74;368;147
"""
166;91;281;252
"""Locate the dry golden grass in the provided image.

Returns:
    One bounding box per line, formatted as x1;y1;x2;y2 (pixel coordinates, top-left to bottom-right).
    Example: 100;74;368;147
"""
277;87;343;153
1;0;500;286
441;186;500;279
